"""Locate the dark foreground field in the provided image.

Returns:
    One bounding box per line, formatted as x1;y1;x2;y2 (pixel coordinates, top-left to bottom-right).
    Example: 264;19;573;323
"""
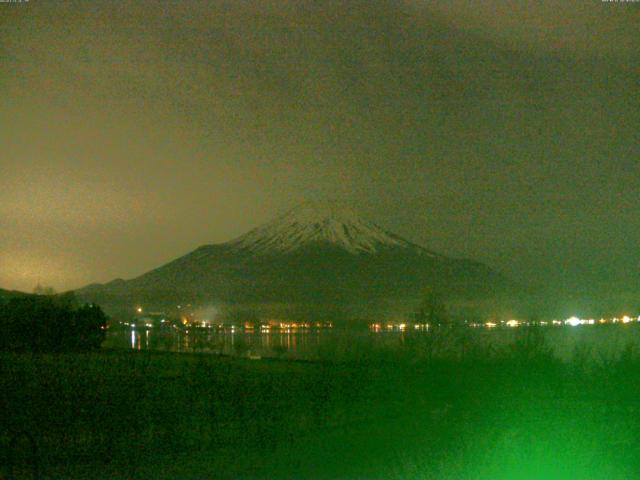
2;333;640;479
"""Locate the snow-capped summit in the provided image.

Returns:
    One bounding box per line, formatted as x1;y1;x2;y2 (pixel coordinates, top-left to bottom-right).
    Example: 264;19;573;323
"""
228;200;428;255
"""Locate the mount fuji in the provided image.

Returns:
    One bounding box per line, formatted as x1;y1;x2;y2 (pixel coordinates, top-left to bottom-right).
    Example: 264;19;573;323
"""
228;201;427;256
77;201;511;317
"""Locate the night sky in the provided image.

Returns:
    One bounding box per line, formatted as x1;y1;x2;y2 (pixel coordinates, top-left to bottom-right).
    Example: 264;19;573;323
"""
1;1;638;297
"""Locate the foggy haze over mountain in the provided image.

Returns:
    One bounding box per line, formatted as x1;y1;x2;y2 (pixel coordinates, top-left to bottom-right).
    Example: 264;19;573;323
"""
1;1;638;300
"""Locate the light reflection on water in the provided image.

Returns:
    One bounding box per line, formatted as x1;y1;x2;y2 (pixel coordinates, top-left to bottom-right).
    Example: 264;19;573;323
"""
113;328;338;359
107;324;640;361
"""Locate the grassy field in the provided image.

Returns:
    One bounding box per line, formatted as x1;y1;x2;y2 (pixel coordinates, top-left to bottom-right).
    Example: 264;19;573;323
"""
1;332;640;479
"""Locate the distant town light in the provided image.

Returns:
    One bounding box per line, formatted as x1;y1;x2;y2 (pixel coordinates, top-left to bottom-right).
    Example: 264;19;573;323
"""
506;320;519;328
136;307;143;313
565;317;581;327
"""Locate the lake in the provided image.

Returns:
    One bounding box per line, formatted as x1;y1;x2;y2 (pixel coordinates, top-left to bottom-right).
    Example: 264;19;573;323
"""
104;323;640;361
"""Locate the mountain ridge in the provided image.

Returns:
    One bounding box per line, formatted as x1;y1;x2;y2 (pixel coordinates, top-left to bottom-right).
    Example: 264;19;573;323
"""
76;201;513;318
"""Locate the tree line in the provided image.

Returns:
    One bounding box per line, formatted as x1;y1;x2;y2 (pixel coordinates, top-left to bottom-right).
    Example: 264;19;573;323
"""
0;292;107;352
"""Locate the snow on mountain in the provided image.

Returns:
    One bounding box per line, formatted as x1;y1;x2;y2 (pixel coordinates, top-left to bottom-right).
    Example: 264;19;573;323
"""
228;200;433;256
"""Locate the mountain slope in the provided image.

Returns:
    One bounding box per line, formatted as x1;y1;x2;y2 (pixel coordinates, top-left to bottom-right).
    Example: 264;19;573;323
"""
228;201;430;255
77;201;512;315
0;288;31;301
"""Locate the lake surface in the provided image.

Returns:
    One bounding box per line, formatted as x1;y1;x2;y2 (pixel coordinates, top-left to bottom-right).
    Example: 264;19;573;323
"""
104;323;640;361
